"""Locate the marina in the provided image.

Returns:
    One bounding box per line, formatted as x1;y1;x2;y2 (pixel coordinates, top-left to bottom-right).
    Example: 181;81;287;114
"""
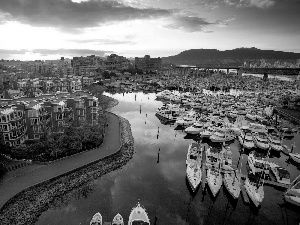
34;90;300;225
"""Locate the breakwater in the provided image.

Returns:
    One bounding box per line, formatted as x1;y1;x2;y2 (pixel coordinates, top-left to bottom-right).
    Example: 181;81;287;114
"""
0;116;134;225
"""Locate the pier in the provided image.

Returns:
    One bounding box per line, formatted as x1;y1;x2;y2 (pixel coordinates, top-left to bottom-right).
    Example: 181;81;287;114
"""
274;107;300;125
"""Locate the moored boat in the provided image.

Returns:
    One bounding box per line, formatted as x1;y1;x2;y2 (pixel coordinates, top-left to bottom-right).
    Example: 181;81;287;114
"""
112;213;124;225
207;166;222;197
289;152;300;163
128;202;150;225
224;169;241;199
284;175;300;207
186;161;202;192
90;212;102;225
244;174;264;207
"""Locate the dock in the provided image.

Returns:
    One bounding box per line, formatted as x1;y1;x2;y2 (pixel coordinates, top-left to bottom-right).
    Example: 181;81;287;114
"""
201;145;207;191
274;107;300;125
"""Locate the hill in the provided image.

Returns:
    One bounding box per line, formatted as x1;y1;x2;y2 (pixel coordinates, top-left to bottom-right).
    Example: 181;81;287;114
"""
162;48;300;66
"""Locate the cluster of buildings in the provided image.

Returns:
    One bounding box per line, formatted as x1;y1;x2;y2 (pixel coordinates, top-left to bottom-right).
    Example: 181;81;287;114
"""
0;91;99;147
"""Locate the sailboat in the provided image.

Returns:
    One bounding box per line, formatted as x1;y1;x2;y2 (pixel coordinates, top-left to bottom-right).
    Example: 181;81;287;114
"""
128;202;150;225
112;213;124;225
186;161;202;192
90;212;102;225
284;175;300;207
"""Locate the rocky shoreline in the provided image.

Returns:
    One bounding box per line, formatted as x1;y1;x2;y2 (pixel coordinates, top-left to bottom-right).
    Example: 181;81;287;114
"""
0;116;134;225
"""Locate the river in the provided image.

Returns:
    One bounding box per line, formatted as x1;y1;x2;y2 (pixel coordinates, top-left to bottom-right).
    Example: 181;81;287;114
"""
35;92;300;225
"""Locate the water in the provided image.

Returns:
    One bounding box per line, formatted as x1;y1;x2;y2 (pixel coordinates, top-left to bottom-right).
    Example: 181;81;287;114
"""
35;92;300;225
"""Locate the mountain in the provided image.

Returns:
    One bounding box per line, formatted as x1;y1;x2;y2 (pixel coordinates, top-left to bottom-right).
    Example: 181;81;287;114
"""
162;48;300;66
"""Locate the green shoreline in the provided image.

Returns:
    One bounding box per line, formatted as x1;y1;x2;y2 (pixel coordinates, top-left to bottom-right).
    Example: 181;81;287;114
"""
0;96;134;224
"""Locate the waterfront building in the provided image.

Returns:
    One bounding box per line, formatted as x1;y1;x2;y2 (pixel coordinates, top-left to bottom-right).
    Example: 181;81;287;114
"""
134;55;162;72
0;104;27;146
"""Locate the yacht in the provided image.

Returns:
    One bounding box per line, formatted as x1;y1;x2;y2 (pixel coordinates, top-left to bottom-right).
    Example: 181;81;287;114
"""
112;214;124;225
207;166;223;197
244;174;264;207
252;132;269;150
238;131;255;150
186;161;202;192
200;126;216;138
269;163;291;185
289;152;300;164
284;175;300;207
268;132;283;152
210;129;235;143
186;142;202;165
128;202;150;225
185;122;204;134
223;169;241;199
90;212;102;225
247;151;270;177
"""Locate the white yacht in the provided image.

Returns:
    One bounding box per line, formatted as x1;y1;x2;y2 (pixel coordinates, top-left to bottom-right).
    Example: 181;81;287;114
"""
224;169;241;199
186;142;202;165
238;131;255;150
269;163;291;185
252;132;269;150
90;212;102;225
128;202;150;225
210;130;235;143
244;174;264;207
268;133;283;152
247;151;270;176
284;175;300;207
185;122;204;134
289;152;300;164
186;161;202;192
200;126;216;138
112;213;124;225
207;166;223;197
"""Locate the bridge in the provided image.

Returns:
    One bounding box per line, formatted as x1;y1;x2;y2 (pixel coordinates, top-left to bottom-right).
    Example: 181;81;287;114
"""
164;66;300;76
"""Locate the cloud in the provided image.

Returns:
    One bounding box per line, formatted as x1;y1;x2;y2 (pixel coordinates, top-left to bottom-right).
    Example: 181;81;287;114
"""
224;0;276;8
163;15;213;32
249;0;275;8
0;48;113;57
215;17;235;27
0;0;170;29
0;0;217;33
68;38;136;45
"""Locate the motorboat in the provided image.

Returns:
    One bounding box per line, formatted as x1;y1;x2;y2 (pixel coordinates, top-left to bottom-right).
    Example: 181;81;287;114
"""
90;212;102;225
200;126;216;138
205;147;220;166
186;142;202;165
284;175;300;207
269;164;291;185
221;146;233;171
210;129;235;143
247;151;270;177
268;132;283;152
289;152;300;164
186;161;202;192
128;202;150;225
244;174;264;207
238;131;255;150
246;113;257;121
185;122;204;134
223;169;241;199
248;123;267;133
252;132;269;150
207;166;223;197
112;213;124;225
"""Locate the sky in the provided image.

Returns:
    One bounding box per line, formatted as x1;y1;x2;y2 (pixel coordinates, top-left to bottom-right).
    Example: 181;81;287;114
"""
0;0;299;60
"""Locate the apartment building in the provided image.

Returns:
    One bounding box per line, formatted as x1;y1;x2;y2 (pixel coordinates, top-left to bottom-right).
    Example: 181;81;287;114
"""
135;55;162;72
0;104;27;146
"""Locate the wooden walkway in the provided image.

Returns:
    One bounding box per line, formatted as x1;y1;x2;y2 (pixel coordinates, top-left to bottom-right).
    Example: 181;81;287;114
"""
274;107;300;124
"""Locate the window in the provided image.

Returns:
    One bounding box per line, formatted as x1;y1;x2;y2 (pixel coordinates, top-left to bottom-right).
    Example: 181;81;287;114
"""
3;125;8;131
4;133;9;140
34;134;40;139
93;101;97;107
92;114;97;120
30;118;38;125
56;114;63;120
91;107;97;113
78;110;85;116
1;116;6;122
58;121;63;127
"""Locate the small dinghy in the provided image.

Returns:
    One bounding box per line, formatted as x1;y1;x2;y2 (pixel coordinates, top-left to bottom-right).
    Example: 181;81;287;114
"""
112;213;124;225
90;212;102;225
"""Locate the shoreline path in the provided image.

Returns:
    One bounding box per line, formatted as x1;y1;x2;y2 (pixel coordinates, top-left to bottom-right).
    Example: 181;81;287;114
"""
0;112;120;209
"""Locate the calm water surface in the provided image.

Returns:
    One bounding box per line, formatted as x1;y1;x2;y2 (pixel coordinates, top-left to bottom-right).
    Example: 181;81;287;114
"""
36;92;300;225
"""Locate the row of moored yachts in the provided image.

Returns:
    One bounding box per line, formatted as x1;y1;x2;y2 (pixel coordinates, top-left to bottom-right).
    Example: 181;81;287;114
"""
156;102;300;164
185;142;300;208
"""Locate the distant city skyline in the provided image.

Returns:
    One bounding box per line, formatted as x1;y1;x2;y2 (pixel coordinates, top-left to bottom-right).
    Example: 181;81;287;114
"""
0;0;299;60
